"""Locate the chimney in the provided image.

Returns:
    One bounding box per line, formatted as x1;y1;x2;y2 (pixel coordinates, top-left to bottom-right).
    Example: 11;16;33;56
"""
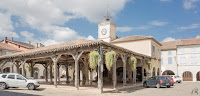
11;37;13;41
28;41;31;44
4;37;7;43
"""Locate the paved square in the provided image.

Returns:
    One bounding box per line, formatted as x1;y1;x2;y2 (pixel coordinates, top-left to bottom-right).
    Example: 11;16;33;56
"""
0;82;200;96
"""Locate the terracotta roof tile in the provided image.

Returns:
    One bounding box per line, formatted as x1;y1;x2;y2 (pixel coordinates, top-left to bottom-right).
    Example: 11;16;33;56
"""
160;40;179;50
0;39;151;59
0;42;23;52
111;35;153;43
177;38;200;46
6;40;35;49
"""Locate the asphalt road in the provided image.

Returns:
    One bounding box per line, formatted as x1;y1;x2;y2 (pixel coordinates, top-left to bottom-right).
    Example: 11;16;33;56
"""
0;82;200;96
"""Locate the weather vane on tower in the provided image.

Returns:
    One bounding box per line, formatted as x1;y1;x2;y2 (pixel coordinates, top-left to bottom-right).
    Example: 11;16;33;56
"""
104;0;112;21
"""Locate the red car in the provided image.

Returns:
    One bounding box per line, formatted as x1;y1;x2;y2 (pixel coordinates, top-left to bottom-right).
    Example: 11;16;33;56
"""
164;75;174;86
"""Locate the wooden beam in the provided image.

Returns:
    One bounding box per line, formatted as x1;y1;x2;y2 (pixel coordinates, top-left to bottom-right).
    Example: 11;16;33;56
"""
51;54;62;88
113;53;119;89
98;46;103;93
121;54;127;87
70;50;84;90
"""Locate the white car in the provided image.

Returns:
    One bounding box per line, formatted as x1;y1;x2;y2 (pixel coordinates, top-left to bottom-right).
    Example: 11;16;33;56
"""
0;73;40;90
171;75;181;83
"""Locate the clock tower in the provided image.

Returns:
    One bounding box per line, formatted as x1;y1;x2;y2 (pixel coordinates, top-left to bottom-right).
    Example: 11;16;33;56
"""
98;13;116;43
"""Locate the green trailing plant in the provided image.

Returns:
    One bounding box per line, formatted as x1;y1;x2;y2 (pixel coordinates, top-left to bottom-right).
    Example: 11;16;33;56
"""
25;65;31;73
105;51;115;71
129;56;137;71
89;51;100;70
146;61;151;70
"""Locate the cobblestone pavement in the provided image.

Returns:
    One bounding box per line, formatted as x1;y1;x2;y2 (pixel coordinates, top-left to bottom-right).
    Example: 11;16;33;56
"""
0;82;200;96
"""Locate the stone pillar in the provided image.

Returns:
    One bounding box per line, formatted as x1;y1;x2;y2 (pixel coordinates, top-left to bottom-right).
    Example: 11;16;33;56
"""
71;51;84;90
113;54;118;89
98;47;103;93
121;54;127;87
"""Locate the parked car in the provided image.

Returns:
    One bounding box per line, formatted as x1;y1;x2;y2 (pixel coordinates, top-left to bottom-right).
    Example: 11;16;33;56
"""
0;73;40;90
164;75;174;86
171;75;181;83
143;76;172;88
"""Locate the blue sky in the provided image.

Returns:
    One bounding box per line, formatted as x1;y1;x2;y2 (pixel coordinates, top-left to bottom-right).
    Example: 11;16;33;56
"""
0;0;200;45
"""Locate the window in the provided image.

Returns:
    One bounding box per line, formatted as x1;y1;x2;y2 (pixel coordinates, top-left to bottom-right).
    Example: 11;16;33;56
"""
17;75;24;80
180;57;186;64
191;48;196;52
7;75;15;79
152;45;155;56
158;49;160;56
168;51;172;55
191;57;197;64
1;75;7;78
180;48;184;54
168;57;172;64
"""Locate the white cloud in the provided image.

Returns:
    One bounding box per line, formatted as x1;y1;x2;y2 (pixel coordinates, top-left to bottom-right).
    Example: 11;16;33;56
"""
20;31;35;41
150;20;168;26
0;0;128;46
117;26;133;32
0;12;19;38
160;0;171;2
178;24;199;30
86;35;95;40
183;0;199;10
196;35;200;38
162;37;176;42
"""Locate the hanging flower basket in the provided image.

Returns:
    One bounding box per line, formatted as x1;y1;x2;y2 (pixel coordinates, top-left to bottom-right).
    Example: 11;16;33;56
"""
89;51;99;70
105;51;115;71
129;56;137;71
25;65;31;73
146;61;151;70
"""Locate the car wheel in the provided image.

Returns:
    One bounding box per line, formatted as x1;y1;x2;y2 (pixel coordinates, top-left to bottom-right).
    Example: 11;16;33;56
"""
178;82;181;83
156;83;160;89
143;83;148;88
0;83;7;90
167;86;170;88
27;83;35;90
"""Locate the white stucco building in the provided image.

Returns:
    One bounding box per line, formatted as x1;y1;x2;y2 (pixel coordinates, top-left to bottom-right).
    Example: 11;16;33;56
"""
161;38;200;81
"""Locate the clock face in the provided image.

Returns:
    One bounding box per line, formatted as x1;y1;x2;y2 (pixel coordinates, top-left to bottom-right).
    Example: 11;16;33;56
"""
101;29;107;35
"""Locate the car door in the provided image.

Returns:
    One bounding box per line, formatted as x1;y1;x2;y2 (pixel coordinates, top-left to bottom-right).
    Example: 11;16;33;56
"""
151;77;157;86
16;75;27;87
6;75;17;87
147;77;154;86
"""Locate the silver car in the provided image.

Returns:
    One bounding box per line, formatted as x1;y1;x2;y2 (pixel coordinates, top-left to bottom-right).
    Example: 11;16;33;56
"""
0;73;40;90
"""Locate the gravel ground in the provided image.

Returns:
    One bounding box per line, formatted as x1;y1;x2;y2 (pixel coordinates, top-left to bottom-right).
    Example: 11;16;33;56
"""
0;82;200;96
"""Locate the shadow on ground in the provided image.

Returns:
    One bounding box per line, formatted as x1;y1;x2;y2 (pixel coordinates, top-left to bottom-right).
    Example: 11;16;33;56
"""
0;90;41;96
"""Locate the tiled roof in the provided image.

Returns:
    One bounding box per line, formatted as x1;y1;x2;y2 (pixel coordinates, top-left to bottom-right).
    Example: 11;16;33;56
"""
177;38;200;46
160;40;179;50
0;39;152;59
6;40;35;49
0;42;23;52
111;35;153;43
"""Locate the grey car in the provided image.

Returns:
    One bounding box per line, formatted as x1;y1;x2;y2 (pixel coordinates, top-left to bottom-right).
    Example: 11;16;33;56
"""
143;76;172;88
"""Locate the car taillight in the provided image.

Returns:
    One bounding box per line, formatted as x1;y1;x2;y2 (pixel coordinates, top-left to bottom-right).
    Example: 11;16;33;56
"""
158;80;163;82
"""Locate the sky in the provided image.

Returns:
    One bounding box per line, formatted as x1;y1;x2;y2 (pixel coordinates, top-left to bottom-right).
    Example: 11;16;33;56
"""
0;0;200;46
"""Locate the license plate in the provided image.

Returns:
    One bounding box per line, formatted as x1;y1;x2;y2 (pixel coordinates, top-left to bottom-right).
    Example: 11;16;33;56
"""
166;83;169;85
